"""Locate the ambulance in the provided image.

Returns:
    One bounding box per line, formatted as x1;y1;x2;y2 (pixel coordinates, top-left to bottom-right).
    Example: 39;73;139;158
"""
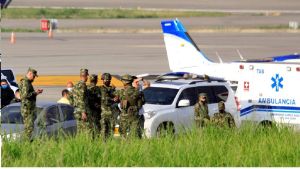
236;63;300;129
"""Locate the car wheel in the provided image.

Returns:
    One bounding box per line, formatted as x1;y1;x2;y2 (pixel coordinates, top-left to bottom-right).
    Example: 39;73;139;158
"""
260;120;273;128
156;122;175;137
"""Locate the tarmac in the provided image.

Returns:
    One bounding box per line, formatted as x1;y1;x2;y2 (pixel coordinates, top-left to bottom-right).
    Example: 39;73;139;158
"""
3;14;300;31
2;32;300;77
10;0;300;12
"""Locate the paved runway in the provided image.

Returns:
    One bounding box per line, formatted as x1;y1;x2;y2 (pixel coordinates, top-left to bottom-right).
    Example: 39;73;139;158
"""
2;32;300;76
3;14;300;30
10;0;300;12
1;32;300;101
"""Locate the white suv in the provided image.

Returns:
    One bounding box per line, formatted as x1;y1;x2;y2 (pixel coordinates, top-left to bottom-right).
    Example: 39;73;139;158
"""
142;73;240;138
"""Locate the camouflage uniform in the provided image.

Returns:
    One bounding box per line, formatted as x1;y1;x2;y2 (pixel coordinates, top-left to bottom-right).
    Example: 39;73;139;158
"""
71;69;89;132
87;74;102;136
211;101;235;128
116;74;145;138
68;91;74;106
19;68;38;140
99;73;116;139
194;93;210;128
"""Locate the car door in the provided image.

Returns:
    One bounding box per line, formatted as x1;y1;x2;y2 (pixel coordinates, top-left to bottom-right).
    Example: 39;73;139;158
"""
176;87;197;129
59;104;76;136
44;105;62;137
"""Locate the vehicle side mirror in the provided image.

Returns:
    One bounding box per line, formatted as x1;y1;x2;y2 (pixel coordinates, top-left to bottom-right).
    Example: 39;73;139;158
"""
178;99;190;107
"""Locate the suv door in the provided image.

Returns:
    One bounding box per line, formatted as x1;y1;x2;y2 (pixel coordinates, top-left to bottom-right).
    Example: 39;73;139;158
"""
176;87;197;129
59;104;76;135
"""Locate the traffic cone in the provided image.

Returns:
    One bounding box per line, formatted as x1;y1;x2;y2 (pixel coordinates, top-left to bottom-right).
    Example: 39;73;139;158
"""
48;29;53;39
10;32;16;44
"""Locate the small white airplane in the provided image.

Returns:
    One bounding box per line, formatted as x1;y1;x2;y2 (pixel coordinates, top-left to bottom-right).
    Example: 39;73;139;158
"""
161;19;300;129
161;19;300;82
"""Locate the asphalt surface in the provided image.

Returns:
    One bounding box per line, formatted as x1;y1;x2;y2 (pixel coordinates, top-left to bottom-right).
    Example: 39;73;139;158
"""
3;14;300;30
2;32;300;101
10;0;300;12
2;32;300;75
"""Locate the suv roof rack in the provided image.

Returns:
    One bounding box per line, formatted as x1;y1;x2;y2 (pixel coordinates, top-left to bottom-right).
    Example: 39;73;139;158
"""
155;72;226;83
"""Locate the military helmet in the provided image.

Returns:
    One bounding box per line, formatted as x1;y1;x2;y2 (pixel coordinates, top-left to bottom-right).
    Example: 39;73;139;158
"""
218;101;225;110
80;68;89;76
101;73;112;80
121;74;133;83
198;93;208;97
28;67;38;77
89;74;98;81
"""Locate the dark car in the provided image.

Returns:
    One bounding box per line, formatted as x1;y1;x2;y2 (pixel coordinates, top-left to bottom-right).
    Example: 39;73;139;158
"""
1;101;77;140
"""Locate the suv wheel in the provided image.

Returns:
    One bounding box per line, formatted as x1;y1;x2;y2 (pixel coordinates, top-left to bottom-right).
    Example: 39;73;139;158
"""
156;122;175;137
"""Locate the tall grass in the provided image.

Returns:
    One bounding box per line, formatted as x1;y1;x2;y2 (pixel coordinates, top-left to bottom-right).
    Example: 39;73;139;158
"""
2;124;300;167
2;8;229;19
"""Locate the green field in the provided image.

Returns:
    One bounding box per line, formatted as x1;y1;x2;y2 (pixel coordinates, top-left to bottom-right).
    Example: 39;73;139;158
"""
2;124;300;167
2;8;229;19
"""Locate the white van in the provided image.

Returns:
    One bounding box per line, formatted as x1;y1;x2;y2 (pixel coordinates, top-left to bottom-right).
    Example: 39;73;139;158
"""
235;63;300;129
142;73;240;138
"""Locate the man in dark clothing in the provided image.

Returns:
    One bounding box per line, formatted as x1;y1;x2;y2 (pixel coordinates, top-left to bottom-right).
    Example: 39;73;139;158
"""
10;89;21;104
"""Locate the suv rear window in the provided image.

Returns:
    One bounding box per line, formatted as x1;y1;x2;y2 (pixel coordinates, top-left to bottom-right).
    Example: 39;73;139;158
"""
212;86;229;102
144;87;178;105
196;86;216;104
196;85;229;104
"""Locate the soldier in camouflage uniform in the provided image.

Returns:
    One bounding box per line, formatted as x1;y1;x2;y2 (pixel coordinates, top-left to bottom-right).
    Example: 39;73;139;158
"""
19;67;43;141
99;73;117;139
194;93;210;128
67;81;74;105
115;74;145;138
211;101;235;128
87;74;102;137
71;68;89;132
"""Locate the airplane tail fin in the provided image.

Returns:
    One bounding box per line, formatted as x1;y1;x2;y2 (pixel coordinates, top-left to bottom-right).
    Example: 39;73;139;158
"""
161;19;213;71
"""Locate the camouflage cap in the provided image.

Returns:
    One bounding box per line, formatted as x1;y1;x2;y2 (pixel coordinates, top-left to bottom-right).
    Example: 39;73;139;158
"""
101;73;112;80
199;93;207;97
28;67;38;77
80;68;89;75
89;74;98;81
218;101;225;110
121;74;133;82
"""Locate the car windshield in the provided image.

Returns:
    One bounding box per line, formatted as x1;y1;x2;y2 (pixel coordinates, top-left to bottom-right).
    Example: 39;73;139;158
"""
1;106;43;124
143;87;178;105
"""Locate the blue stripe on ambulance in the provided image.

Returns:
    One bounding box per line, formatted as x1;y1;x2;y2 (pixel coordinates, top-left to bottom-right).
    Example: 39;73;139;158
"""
240;105;300;117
